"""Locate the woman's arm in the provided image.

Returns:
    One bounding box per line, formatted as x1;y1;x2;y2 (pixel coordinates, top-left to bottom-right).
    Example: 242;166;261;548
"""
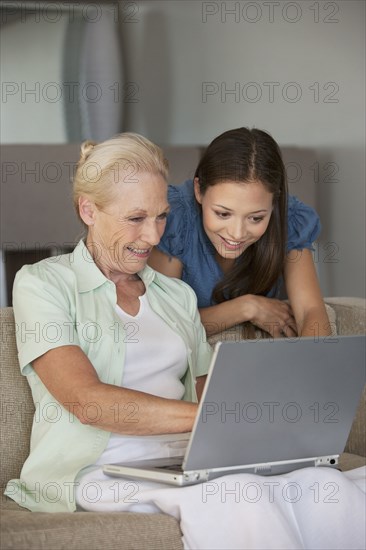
199;297;295;337
202;250;331;338
284;248;332;337
150;248;295;338
149;247;183;278
196;376;207;401
32;346;197;435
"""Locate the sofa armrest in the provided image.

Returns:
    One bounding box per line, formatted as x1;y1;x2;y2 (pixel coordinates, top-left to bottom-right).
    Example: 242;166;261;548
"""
343;386;366;458
324;298;365;457
324;297;366;336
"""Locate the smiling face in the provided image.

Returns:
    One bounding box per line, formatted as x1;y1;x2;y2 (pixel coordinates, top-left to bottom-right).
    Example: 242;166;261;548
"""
194;178;273;267
80;171;169;281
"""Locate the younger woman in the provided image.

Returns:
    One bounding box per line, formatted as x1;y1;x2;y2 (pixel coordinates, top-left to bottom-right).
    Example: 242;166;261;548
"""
149;127;331;338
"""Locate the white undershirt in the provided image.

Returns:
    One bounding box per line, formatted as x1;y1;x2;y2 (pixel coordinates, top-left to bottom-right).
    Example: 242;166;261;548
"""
115;293;187;399
92;292;189;467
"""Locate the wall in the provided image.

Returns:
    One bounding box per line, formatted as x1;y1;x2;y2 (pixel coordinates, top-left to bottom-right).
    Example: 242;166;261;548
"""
0;16;67;142
119;0;365;297
1;1;365;298
0;144;203;305
0;4;123;143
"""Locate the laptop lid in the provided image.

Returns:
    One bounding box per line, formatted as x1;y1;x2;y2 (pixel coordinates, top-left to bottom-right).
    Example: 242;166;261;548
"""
183;335;365;471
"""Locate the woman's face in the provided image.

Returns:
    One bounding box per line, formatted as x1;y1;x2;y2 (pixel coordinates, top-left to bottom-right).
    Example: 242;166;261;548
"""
85;171;169;278
194;179;273;261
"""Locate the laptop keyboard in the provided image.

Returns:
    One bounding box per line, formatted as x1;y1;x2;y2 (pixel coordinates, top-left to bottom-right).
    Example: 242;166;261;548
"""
158;463;184;472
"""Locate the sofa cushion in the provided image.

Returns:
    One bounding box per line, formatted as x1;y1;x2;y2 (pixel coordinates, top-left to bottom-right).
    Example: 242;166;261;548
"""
0;497;183;550
344;385;366;457
0;308;34;490
325;297;366;336
339;452;366;471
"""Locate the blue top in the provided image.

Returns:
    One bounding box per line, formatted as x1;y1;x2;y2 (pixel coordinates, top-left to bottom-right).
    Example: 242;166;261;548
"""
157;180;321;308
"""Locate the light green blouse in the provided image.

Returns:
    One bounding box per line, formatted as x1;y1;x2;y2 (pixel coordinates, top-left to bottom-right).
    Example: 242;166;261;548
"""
5;240;213;513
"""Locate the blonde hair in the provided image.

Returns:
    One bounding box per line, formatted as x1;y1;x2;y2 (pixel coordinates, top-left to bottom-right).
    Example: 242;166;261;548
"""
73;132;169;223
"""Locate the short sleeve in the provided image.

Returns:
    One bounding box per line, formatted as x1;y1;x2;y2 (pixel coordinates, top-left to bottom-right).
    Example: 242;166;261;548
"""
157;182;194;260
183;281;213;379
287;196;321;252
12;263;79;375
175;279;213;400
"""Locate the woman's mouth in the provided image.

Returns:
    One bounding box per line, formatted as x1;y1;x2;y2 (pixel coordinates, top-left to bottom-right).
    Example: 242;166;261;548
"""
219;236;245;251
126;246;151;258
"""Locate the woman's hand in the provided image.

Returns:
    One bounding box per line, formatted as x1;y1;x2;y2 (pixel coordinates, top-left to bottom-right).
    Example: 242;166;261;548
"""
199;295;296;337
242;295;297;338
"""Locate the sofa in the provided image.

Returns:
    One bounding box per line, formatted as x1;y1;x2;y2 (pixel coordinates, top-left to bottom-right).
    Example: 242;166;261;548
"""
1;143;319;306
1;298;365;550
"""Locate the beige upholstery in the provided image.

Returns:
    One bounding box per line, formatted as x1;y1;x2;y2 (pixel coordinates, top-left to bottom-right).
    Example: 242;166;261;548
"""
0;144;203;250
1;504;182;550
0;143;320;252
1;298;365;550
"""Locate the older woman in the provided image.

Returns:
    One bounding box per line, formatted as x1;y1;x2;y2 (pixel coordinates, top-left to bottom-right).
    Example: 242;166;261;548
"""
5;133;365;549
5;133;212;513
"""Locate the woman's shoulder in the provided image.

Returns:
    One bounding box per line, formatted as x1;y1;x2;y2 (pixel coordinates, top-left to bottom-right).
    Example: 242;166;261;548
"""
148;267;198;310
15;251;73;283
13;247;82;303
167;179;196;206
158;180;199;258
287;196;321;250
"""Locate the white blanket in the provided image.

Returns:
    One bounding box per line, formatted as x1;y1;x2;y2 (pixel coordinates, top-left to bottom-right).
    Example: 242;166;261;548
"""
77;466;366;549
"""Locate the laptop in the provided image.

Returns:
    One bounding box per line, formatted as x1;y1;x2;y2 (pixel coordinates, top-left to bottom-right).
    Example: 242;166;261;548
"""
103;335;365;486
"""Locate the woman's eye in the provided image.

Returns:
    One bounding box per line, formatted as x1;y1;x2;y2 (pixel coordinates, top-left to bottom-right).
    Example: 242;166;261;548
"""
157;212;168;221
129;217;144;223
251;217;264;223
215;211;230;219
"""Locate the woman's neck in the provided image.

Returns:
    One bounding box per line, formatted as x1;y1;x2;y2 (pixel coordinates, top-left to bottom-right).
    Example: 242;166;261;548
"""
215;253;236;274
85;237;141;286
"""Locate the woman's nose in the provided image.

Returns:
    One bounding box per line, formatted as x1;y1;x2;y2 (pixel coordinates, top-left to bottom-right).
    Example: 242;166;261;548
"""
142;220;161;246
227;220;246;241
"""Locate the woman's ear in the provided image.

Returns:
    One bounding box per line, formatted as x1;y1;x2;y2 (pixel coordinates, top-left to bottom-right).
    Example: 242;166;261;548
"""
78;196;96;226
193;177;202;205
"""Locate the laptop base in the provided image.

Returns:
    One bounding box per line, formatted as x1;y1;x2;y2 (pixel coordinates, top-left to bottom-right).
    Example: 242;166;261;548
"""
103;454;339;487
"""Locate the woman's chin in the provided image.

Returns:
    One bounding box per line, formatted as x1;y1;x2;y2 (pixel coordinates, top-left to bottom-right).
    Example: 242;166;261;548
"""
216;245;248;259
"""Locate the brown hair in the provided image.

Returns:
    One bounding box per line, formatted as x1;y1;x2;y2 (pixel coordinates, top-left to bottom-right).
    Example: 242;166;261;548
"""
194;127;288;337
